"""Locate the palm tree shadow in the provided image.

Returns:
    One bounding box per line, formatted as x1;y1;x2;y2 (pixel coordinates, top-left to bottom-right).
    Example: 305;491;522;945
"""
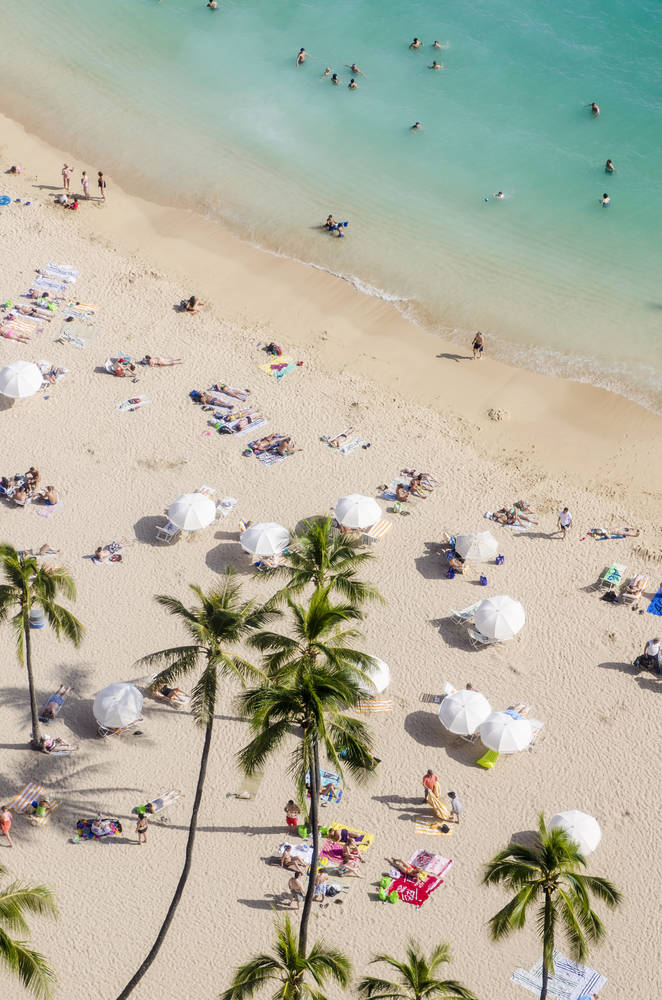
372;793;422;810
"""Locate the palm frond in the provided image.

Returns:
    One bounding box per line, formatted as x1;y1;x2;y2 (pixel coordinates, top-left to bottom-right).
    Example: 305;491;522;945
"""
0;883;57;932
0;929;56;1000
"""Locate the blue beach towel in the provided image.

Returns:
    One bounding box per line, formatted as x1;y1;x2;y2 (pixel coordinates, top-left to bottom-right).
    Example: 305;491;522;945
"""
647;589;662;616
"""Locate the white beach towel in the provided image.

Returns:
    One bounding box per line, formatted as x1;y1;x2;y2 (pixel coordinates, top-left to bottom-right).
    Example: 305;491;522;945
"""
234;417;268;438
256;451;285;467
339;436;368;455
42;266;77;283
32;277;67;294
512;951;606;1000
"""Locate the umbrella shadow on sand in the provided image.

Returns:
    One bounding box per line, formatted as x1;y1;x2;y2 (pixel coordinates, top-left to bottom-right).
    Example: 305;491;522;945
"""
133;514;171;545
429;618;472;651
404;710;483;767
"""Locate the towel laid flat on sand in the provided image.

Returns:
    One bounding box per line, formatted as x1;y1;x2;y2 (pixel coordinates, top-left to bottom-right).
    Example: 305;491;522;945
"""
647;588;662;616
512;951;606;1000
259;355;297;380
59;323;97;349
256;451;285;467
117;396;150;412
387;873;445;907
32;277;67;294
36;501;63;518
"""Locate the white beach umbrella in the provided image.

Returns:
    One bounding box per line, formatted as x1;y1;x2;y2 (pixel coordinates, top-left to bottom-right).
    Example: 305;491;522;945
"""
93;683;143;728
333;494;381;530
240;522;290;557
479;711;532;753
0;360;42;398
549;811;602;855
359;657;390;695
167;492;216;531
475;595;525;640
454;531;498;562
439;689;492;735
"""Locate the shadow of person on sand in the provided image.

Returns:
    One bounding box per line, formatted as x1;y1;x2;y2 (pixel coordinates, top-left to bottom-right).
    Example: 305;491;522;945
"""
237;893;289;910
436;352;472;362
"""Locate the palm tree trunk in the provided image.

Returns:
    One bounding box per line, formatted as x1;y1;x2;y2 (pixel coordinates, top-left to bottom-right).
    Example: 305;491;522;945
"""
24;612;41;747
539;891;554;1000
298;736;321;956
115;714;214;999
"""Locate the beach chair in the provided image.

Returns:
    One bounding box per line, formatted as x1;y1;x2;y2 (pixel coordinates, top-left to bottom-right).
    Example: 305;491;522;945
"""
597;563;626;590
445;551;465;574
97;718;142;738
5;782;44;814
135;789;182;820
362;518;393;545
27;798;61;827
39;688;68;723
528;719;544;748
450;602;480;625
468;627;499;649
155;519;181;543
621;574;647;605
476;749;499;769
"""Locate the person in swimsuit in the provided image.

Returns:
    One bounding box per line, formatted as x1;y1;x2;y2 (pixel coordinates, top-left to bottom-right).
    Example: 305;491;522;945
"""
42;485;59;506
433;40;449;49
81;171;90;199
472;331;484;359
410;121;423;131
136;814;148;845
97;171;106;200
348;78;358;89
331;73;341;85
409;37;423;49
140;355;183;366
296;48;308;67
281;847;306;874
492;191;504;199
321;67;331;79
288;872;305;908
323;214;337;229
605;159;615;173
345;63;365;77
0;806;14;848
586;101;600;117
62;164;73;192
429;60;443;70
207;1;218;7
600;193;610;206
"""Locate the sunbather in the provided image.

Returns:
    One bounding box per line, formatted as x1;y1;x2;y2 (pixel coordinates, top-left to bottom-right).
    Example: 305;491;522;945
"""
40;735;78;754
40;685;70;719
210;383;249;400
401;468;437;484
1;327;32;343
251;434;289;454
395;483;410;502
140;355;183;366
197;391;234;409
327;428;355;448
280;846;307;874
18;543;59;558
181;295;202;313
385;857;423;879
154;684;190;705
111;360;137;377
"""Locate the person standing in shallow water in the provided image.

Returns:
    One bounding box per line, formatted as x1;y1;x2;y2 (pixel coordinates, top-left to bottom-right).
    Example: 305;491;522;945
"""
605;159;615;173
296;47;308;67
472;331;484;359
97;171;106;201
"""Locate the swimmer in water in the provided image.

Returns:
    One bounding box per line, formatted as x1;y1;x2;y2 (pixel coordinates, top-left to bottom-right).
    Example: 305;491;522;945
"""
492;191;504;200
323;215;337;229
600;193;610;206
429;60;443;70
321;67;331;79
585;101;600;117
433;40;449;49
605;159;615;173
409;37;424;50
296;48;308;67
345;63;365;77
410;121;423;131
348;78;358;89
331;73;341;85
207;1;217;8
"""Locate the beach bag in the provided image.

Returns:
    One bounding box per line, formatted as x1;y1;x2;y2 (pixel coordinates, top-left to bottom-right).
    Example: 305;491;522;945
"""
479;575;488;586
388;890;398;904
446;568;455;580
378;887;388;901
379;876;391;890
326;885;341;897
298;825;308;838
495;554;504;565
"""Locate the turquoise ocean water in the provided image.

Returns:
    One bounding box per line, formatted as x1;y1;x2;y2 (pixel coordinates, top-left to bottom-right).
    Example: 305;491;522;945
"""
2;0;661;408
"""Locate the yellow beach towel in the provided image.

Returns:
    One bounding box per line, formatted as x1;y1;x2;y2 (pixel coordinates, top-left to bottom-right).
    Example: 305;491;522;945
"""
328;821;374;852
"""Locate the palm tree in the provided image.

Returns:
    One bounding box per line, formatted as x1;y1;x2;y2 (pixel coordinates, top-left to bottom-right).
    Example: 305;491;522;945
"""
0;544;83;747
0;863;58;999
238;585;377;955
358;940;477;1000
220;914;351;1000
261;515;382;607
115;572;273;999
483;813;622;1000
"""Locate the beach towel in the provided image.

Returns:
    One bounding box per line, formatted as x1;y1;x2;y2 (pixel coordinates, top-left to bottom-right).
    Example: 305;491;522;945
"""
59;323;97;349
408;849;453;878
363;518;393;543
256;451;285;466
279;842;314;864
75;818;122;841
38;361;70;385
358;699;393;713
62;307;95;322
306;769;342;804
647;589;662;616
380;477;411;501
414;820;453;837
36;500;63;518
27;799;61;826
42;265;77;283
338;437;368;456
387;873;444;908
32;277;67;294
236;768;264;800
512;951;606;1000
117;396;150;412
5;782;44;814
259;355;297;380
135;789;182;816
233;417;268;438
217;497;238;518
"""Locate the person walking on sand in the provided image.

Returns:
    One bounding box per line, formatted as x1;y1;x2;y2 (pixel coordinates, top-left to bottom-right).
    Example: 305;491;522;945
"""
284;799;300;830
0;806;14;848
472;331;484;359
288;872;305;909
81;170;90;200
422;768;438;802
98;170;106;200
136;813;148;845
62;164;73;193
448;790;462;824
557;507;573;540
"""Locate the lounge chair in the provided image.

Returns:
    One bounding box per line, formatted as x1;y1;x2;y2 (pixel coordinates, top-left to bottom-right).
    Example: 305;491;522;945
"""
450;602;480;625
155;519;181;543
97;718;142;738
445;551;465;574
362;518;393;545
621;574;647;605
597;563;626;590
39;687;69;723
5;782;45;814
151;682;190;707
27;797;61;827
468;627;499;649
476;749;499;769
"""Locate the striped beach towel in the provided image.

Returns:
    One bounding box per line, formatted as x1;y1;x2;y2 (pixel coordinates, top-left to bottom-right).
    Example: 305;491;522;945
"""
338;437;367;456
358;699;393;713
27;799;61;826
5;782;44;814
363;518;393;543
42;266;77;283
512;952;606;1000
233;417;268;438
414;820;453;836
32;277;67;293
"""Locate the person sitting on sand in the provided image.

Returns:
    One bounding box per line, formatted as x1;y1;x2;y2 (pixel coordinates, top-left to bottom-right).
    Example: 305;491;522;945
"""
26;467;41;491
323;214;337;229
112;360;137;377
93;546;110;563
41;485;58;506
275;437;298;455
281;846;307;874
182;295;202;313
12;486;28;506
342;837;365;864
140;355;183;366
395;483;410;502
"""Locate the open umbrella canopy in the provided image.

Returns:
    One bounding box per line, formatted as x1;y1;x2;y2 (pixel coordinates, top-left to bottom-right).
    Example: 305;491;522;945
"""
475;595;525;640
240;522;290;557
549;810;602;854
93;683;143;728
439;689;492;735
479;711;532;753
359;657;390;694
167;492;216;531
454;531;498;562
0;360;42;398
334;494;381;530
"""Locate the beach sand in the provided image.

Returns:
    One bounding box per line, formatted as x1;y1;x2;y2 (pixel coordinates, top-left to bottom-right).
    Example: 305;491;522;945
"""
1;110;661;999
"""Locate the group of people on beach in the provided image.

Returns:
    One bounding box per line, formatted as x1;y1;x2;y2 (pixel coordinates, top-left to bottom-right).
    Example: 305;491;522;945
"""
60;163;106;203
1;469;58;508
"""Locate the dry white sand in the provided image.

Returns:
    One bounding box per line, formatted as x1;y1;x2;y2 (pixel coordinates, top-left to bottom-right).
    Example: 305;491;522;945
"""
1;115;661;999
